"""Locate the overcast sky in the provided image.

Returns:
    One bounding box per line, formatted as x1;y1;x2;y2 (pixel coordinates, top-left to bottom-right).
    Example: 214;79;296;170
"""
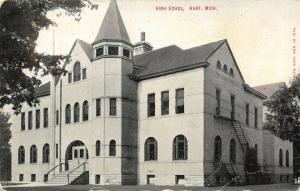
34;0;300;86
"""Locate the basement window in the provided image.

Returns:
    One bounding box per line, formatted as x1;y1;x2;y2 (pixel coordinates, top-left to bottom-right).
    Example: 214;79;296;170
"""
108;46;119;55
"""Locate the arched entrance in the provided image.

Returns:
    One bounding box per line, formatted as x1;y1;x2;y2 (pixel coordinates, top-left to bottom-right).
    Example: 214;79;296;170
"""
65;140;89;171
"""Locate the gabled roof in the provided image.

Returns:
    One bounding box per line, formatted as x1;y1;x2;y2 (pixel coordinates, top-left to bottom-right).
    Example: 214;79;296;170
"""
93;0;131;45
77;39;93;59
35;82;50;97
253;82;286;97
68;39;92;60
134;39;226;80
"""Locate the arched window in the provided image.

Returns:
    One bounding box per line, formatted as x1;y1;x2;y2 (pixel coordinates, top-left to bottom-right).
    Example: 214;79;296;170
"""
96;140;100;156
217;61;221;69
230;139;236;163
42;144;50;163
30;145;37;163
230;68;234;76
65;104;71;124
286;150;289;167
18;146;25;164
73;62;81;82
82;101;89;121
214;136;222;162
173;135;188;160
109;140;116;156
279;149;283;166
223;65;228;72
74;103;80;123
144;137;158;161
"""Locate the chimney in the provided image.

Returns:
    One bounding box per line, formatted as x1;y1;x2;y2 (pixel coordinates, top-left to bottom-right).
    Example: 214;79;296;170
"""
141;32;145;41
133;32;153;56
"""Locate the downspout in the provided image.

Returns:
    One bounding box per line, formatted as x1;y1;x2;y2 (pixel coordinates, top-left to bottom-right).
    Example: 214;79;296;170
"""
52;77;56;175
103;58;106;175
59;79;62;171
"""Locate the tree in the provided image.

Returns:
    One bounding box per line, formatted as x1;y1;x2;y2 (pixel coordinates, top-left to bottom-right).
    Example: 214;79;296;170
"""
0;0;97;114
0;110;11;181
264;76;300;140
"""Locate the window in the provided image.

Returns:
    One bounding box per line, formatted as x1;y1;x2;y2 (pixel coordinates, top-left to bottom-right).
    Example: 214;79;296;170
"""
96;140;100;156
109;140;116;156
96;99;101;117
246;104;249;125
21;112;25;131
223;65;228;72
110;98;116;116
175;175;185;185
214;136;222;162
123;48;130;58
74;150;78;158
73;62;81;82
230;68;234;76
96;46;104;57
173;135;188;160
68;73;72;83
56;110;59;125
36;110;40;129
56;144;58;159
230;139;236;163
175;88;184;114
216;89;221;115
95;174;100;184
254;107;258;128
147;93;155;117
147;175;155;184
19;174;24;182
65;104;71;124
80;149;84;158
161;91;169;115
217;60;221;69
82;100;89;121
43;108;48;128
279;149;283;166
108;46;119;55
43;144;50;163
82;68;87;80
31;174;36;182
144;137;158;161
28;111;32;130
30;145;37;163
255;144;258;164
286;150;289;167
74;103;80;123
231;95;235;120
18;146;25;164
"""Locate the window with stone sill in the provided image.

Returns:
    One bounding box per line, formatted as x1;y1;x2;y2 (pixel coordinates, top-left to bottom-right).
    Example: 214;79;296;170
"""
96;46;104;57
108;46;119;56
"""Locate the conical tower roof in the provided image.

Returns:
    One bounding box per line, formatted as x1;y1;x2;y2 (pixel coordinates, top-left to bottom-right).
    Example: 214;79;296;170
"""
93;0;131;45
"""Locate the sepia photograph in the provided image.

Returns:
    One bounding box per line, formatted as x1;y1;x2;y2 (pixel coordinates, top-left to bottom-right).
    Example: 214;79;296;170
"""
0;0;300;190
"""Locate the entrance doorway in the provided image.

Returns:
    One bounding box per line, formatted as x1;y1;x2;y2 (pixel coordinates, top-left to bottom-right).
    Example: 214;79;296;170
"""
65;140;89;171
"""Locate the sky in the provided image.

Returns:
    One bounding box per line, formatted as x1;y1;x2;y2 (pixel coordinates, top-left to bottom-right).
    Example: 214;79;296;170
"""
34;0;300;86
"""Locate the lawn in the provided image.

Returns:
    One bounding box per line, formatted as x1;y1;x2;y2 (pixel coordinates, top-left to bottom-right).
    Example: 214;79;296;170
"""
2;183;300;191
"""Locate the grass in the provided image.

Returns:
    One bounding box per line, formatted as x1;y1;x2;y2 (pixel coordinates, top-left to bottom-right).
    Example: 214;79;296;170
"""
2;183;300;191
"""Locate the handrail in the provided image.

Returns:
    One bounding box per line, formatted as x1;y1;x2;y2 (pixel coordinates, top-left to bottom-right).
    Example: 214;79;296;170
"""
235;113;251;145
67;161;87;184
44;163;65;182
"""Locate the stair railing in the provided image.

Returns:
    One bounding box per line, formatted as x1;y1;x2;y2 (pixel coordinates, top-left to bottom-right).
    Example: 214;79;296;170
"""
44;163;65;182
235;113;251;144
67;161;88;184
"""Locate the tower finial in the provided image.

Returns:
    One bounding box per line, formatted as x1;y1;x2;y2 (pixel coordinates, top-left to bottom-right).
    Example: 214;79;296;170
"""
93;0;131;45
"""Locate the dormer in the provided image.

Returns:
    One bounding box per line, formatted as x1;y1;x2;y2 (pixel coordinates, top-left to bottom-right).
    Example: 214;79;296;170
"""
91;0;133;61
